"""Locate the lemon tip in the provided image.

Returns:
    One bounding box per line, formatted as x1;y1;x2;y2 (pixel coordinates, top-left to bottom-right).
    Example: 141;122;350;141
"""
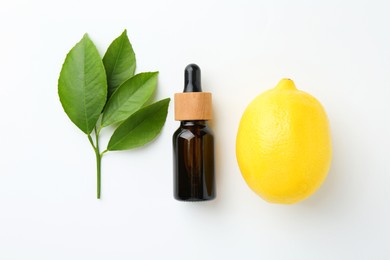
275;78;297;90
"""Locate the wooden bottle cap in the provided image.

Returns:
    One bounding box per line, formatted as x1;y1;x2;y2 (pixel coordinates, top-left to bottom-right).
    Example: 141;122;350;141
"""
174;92;212;121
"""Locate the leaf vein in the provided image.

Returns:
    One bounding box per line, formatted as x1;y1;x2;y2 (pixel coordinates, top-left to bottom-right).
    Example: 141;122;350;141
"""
108;36;125;83
83;41;89;133
110;107;163;149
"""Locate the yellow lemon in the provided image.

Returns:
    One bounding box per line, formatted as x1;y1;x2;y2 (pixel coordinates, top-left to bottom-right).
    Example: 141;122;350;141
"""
236;79;332;204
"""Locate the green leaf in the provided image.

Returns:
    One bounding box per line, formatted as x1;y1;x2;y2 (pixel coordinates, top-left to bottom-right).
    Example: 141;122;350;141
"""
107;98;170;151
101;72;158;127
103;29;136;100
58;34;107;134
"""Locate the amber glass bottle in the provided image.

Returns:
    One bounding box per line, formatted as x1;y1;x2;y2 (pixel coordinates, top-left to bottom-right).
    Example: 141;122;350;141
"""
173;64;215;201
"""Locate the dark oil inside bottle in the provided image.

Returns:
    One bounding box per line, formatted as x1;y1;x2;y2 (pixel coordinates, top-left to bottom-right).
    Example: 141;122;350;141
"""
173;120;215;201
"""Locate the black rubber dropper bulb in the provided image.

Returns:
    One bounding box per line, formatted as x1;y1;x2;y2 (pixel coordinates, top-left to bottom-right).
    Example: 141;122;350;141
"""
184;64;202;92
173;64;216;201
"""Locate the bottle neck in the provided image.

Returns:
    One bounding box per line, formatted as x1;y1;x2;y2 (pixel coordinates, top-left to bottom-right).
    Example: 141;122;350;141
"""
180;120;207;126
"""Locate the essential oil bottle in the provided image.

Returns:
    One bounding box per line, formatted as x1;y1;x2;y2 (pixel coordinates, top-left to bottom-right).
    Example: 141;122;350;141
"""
173;64;216;201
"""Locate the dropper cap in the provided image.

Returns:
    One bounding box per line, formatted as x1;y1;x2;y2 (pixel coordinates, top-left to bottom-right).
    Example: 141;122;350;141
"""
174;64;212;121
184;64;202;92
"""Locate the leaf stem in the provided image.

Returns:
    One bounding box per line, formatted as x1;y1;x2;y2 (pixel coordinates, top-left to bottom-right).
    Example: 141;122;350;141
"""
94;127;102;199
95;127;99;149
87;134;96;149
97;125;103;136
95;147;102;199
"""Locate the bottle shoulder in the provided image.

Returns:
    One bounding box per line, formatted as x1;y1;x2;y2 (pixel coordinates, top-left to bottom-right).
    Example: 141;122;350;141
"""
173;123;213;140
202;125;213;135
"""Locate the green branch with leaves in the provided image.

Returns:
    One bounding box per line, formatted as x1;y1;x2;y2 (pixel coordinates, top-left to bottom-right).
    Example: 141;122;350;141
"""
58;30;170;199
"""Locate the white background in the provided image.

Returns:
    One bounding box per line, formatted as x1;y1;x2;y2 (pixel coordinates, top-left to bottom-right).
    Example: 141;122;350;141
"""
0;0;389;259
